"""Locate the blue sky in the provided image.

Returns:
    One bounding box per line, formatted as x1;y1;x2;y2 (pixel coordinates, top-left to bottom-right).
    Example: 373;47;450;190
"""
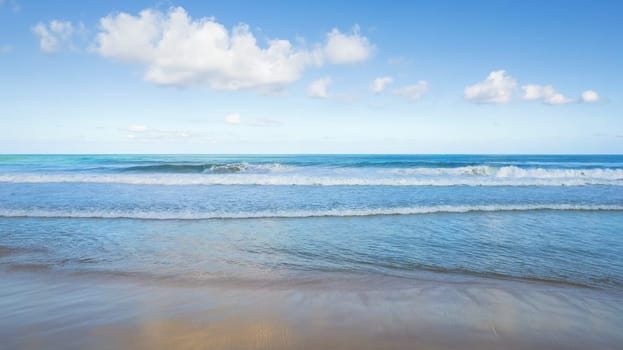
0;0;621;153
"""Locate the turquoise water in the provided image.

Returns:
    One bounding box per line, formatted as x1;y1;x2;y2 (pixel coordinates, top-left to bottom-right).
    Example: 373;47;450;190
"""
1;155;622;289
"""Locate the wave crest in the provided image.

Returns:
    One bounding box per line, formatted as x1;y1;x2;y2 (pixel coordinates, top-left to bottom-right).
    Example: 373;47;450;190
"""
120;162;292;174
1;204;621;220
385;165;623;179
2;165;623;186
0;173;622;186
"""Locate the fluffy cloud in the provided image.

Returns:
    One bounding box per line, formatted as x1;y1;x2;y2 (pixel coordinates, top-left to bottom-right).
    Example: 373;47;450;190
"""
95;7;316;92
370;76;393;94
224;113;241;124
521;84;573;105
323;26;374;64
32;20;80;53
307;77;332;98
393;81;429;101
464;70;516;104
581;90;601;103
466;70;602;106
92;7;373;92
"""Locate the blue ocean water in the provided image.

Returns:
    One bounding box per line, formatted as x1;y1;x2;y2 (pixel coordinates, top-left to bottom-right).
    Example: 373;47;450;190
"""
1;155;622;289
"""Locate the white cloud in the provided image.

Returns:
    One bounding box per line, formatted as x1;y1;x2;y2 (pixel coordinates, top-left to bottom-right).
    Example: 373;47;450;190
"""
323;25;374;64
0;45;11;54
307;77;332;98
95;10;164;63
466;70;600;106
95;7;317;92
393;81;429;101
521;84;545;100
464;70;517;104
32;20;81;53
521;84;573;105
93;7;374;92
224;113;241;124
370;76;393;94
581;90;601;103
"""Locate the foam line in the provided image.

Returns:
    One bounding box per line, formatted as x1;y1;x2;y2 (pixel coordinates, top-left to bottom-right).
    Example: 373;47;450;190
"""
1;204;622;220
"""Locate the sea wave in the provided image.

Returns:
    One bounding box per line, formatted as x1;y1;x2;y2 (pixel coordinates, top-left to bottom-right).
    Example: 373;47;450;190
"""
118;162;293;174
384;165;623;178
1;204;622;220
97;164;623;178
1;172;622;186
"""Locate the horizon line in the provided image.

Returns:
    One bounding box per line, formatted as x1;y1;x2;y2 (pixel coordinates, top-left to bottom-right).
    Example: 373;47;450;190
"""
2;153;623;156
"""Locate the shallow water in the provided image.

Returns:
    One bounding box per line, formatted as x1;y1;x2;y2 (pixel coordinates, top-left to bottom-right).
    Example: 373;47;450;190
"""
1;155;622;289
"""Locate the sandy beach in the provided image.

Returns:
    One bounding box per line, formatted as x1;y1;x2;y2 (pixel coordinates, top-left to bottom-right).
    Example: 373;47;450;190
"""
2;269;622;350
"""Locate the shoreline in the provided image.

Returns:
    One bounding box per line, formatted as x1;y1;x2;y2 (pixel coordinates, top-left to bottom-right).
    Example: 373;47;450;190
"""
2;268;622;350
1;261;611;292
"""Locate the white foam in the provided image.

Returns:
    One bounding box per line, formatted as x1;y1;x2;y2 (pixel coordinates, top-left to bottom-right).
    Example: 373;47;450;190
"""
202;162;295;173
1;204;622;220
385;165;623;179
385;165;496;176
495;166;623;179
0;171;622;186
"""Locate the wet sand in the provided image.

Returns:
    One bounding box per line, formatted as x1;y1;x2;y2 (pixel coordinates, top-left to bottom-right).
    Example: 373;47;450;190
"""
1;270;622;350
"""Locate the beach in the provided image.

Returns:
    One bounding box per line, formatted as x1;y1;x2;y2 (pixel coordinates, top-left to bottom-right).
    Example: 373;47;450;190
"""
2;268;622;350
1;154;623;349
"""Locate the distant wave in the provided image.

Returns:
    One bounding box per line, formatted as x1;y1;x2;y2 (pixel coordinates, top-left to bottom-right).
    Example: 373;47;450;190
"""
1;169;622;186
109;164;623;178
1;204;622;220
119;162;292;174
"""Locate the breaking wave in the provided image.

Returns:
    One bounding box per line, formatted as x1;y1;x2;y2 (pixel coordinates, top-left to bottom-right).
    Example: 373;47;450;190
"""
1;204;622;220
384;165;623;178
119;162;292;174
1;169;622;186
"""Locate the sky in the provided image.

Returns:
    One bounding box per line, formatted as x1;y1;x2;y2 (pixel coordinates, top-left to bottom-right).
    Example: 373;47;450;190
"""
0;0;622;154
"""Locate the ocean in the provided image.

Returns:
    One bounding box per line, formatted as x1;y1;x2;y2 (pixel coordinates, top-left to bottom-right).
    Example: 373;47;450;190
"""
1;154;623;290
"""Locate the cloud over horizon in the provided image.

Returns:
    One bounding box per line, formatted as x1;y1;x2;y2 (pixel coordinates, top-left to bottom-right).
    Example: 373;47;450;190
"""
32;20;82;53
86;7;373;92
581;90;602;103
521;84;573;105
307;77;332;98
29;8;606;108
370;76;393;94
464;70;517;104
323;26;374;64
465;70;602;106
393;81;429;101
